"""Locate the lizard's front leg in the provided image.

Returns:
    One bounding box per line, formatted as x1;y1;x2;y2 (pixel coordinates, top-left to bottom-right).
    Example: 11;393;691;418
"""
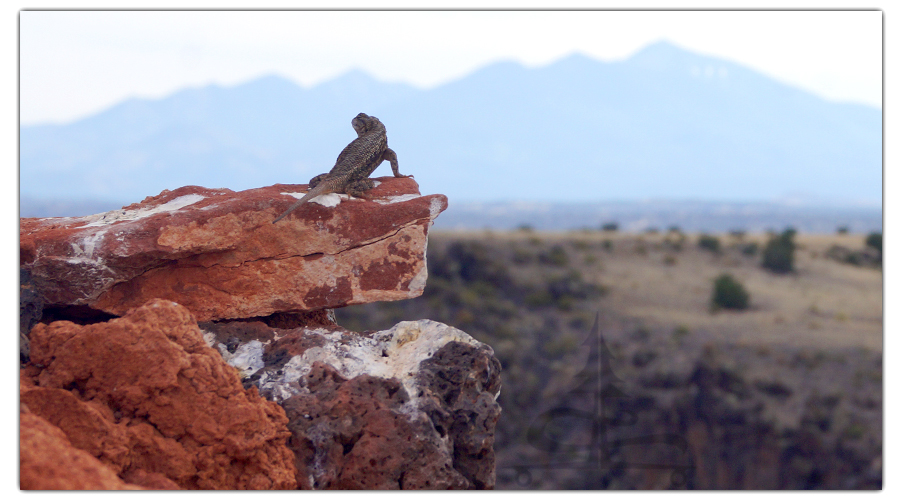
383;148;412;178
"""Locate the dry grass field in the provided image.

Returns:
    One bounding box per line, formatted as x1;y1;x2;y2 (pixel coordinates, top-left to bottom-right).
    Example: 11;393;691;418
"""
584;231;881;351
433;229;883;352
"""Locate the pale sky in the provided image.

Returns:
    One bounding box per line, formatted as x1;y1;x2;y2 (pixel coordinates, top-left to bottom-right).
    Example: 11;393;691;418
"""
19;9;883;126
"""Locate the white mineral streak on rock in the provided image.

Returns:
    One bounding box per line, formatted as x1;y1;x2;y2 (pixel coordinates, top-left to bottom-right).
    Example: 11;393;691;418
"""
374;194;420;205
279;191;349;208
63;194;206;271
201;329;218;348
63;229;119;299
211;338;266;378
408;262;428;294
256;320;484;404
82;194;206;227
228;340;266;377
283;188;425;207
428;196;444;221
68;229;108;261
312;193;346;207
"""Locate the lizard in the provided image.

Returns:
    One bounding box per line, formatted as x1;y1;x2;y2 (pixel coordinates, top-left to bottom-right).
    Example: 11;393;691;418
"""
273;113;410;223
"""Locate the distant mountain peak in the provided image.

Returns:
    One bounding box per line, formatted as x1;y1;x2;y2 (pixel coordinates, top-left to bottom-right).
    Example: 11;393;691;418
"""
312;68;420;98
250;73;294;83
634;39;696;57
233;73;300;92
543;51;602;70
555;51;599;63
249;73;298;86
628;39;712;71
316;68;382;89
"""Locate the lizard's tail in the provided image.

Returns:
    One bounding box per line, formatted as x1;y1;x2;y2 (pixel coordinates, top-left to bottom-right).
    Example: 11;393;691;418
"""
272;185;327;223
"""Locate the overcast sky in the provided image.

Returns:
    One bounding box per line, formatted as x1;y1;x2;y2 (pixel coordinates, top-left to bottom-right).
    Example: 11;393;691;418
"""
19;9;883;126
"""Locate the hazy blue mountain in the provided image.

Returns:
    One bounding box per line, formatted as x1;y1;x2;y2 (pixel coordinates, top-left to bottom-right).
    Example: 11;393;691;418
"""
430;200;882;235
20;41;882;209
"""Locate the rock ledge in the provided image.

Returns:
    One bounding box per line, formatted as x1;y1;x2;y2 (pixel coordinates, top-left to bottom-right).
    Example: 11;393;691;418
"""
20;178;446;321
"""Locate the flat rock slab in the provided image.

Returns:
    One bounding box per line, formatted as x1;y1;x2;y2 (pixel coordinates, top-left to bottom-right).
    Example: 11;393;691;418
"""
20;177;447;321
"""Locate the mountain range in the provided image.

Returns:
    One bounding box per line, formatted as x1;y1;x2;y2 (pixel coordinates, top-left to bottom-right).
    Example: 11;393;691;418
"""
19;41;882;210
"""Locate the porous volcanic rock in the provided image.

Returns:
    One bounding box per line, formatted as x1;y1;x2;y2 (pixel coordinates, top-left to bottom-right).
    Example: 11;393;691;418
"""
201;319;502;489
22;299;298;490
20;177;447;321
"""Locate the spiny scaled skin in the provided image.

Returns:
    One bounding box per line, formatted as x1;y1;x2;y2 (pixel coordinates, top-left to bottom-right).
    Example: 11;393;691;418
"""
273;113;409;223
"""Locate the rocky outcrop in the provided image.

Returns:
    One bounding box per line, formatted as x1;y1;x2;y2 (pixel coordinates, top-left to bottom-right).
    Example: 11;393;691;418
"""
201;318;502;489
20;177;446;321
22;299;298;490
20;180;500;490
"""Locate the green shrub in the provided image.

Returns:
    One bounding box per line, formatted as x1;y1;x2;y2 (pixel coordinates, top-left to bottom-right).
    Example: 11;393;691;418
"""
762;228;796;274
512;248;533;264
631;327;651;341
430;241;512;289
549;270;604;300
864;231;883;266
663;232;686;251
698;234;721;253
601;222;619;232
711;273;750;311
524;290;554;308
865;232;882;253
741;242;759;256
525;270;605;310
672;324;690;341
538;245;570;267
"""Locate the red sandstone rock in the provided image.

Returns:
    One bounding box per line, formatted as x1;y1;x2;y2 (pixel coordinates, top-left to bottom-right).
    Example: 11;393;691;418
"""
20;178;447;321
20;409;140;490
24;299;298;490
121;469;181;490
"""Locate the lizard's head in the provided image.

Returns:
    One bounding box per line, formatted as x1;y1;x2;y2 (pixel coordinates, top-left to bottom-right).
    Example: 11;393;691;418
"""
351;113;384;136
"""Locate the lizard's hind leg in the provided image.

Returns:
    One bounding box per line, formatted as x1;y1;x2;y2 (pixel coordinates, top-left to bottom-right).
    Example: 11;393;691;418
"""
308;173;329;189
344;179;377;199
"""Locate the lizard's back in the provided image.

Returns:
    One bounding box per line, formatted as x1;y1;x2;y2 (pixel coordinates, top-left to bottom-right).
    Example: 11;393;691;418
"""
329;116;388;181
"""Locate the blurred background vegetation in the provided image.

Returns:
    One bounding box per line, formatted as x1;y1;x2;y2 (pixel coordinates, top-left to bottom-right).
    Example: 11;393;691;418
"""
337;226;882;489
